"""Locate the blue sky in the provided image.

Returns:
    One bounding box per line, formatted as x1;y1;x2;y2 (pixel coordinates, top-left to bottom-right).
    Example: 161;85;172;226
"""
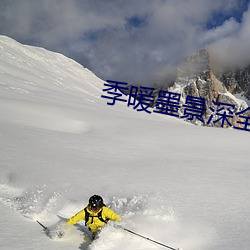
206;0;249;29
0;0;249;86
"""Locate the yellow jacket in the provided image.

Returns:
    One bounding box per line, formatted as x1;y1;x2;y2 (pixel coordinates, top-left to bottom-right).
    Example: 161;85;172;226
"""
67;206;121;233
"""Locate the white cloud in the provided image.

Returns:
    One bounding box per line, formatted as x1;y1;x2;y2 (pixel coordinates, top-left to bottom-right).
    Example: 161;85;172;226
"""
209;5;250;69
200;18;240;45
0;0;249;85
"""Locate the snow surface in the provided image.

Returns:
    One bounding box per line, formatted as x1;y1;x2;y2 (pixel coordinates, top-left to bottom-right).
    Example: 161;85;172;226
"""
0;35;250;250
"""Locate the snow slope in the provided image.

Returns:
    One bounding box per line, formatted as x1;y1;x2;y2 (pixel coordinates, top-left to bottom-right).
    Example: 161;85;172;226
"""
0;36;249;250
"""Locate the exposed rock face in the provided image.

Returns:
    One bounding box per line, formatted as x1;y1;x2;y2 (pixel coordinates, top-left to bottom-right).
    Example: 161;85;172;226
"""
217;66;250;100
157;49;250;129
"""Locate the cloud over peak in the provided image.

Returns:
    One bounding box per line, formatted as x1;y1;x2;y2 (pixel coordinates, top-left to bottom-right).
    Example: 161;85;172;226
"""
0;0;249;85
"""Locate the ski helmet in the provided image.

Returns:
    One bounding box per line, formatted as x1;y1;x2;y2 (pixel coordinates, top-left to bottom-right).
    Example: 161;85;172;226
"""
89;195;104;210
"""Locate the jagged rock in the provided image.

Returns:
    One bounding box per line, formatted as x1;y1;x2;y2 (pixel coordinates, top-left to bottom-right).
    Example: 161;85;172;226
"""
216;66;250;100
157;48;249;129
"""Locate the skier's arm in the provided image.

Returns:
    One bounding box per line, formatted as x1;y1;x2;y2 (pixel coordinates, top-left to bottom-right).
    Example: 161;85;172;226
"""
67;209;85;225
104;207;122;222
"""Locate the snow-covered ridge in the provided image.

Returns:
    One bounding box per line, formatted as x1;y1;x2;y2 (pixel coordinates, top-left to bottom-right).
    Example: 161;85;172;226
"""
0;35;103;99
0;35;106;134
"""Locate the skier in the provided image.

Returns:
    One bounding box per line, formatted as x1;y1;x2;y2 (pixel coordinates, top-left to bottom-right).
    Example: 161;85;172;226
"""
66;194;121;239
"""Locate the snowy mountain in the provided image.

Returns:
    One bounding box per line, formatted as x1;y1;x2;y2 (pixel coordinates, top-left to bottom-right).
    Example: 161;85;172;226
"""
0;36;250;250
150;49;250;128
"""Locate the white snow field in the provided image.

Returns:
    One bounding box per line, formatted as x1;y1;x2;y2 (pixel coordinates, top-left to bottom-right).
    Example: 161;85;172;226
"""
0;35;249;250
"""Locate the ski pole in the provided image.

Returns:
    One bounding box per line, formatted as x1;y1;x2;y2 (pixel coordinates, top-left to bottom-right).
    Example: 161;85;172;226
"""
37;220;48;231
122;227;180;250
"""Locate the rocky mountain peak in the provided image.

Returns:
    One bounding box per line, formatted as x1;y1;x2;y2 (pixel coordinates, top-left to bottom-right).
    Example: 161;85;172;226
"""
156;48;250;129
177;48;210;78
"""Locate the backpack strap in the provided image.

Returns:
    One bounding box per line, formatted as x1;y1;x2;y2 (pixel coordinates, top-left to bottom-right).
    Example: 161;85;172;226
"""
97;209;110;224
84;206;110;226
